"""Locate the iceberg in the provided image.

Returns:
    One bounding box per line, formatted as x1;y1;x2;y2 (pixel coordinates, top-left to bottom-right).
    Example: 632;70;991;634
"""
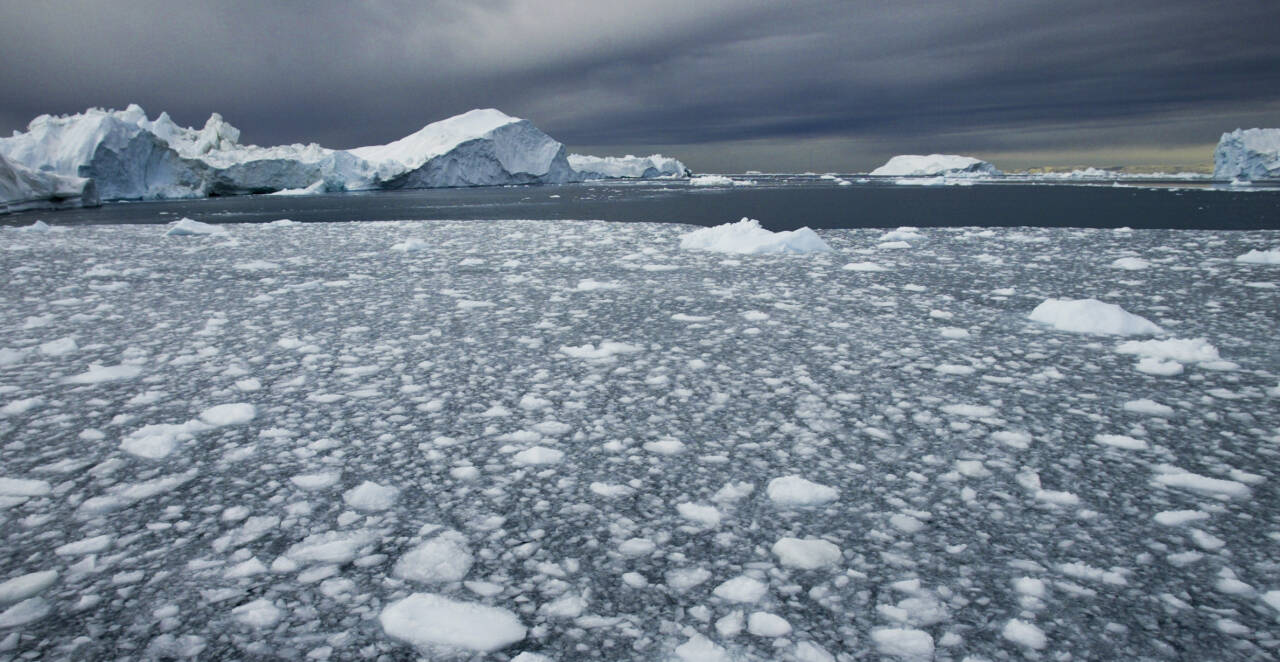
871;154;1002;177
1028;298;1163;336
348;108;575;188
0;153;98;214
679;218;832;255
1214;128;1280;181
0;105;592;210
568;153;689;179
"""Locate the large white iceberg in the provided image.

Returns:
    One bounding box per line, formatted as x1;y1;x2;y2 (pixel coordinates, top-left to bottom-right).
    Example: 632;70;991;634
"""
679;218;832;255
349;108;575;188
1028;298;1163;336
568;153;689;179
0;105;591;208
0;153;97;214
1213;128;1280;181
871;154;1001;177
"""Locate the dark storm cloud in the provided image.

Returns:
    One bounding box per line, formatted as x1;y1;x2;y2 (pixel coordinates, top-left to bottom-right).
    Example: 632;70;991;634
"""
2;0;1277;170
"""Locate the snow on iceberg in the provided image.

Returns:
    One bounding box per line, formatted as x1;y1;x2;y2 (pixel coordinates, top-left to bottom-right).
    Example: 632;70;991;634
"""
1235;248;1280;265
679;218;831;255
1213;128;1280;181
568;153;689;179
0;152;97;214
1028;298;1163;336
871;154;1001;177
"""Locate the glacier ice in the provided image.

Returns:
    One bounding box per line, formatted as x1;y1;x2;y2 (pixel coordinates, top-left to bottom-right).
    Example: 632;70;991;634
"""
568;153;689;179
678;218;832;255
871;154;1002;177
0;153;97;214
1;105;692;211
1213;128;1280;181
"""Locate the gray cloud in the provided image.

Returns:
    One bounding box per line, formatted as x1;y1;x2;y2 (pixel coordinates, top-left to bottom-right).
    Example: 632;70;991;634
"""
2;0;1277;171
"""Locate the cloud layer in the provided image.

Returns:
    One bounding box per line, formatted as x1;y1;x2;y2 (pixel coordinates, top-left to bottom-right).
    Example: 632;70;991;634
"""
3;0;1277;170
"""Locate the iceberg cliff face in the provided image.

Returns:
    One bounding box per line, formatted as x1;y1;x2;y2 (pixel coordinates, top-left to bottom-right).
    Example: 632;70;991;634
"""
1214;128;1280;181
568;154;689;179
871;154;1001;177
0;153;98;214
0;105;594;209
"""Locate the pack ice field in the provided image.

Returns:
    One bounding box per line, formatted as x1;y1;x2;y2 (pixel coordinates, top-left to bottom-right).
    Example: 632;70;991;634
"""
1;219;1278;661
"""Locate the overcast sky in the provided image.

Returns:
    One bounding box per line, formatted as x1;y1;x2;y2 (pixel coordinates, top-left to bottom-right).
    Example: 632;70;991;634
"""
2;0;1278;172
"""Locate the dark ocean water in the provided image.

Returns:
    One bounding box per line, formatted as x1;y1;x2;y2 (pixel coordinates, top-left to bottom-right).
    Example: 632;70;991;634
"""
4;176;1280;230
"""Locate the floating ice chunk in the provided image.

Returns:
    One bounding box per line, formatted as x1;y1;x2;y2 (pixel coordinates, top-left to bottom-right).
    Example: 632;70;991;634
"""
747;612;792;637
343;481;398;511
715;610;744;637
588;482;634;498
1123;399;1174;416
0;598;50;628
643;438;686;455
54;535;111;556
617;538;656;556
673;633;732;662
1028;298;1162;336
689;175;740;186
1262;591;1280;614
38;336;77;356
1154;510;1210;526
1115;337;1220;364
939;327;970;339
878;240;912;249
843;261;888;272
379;593;526;652
1109;257;1151;270
1153;469;1251;499
64;363;143;384
941;404;997;418
0;570;57;603
0;478;51;497
291;472;340;491
712;481;754;503
679;218;832;255
890;513;926;533
666;568;712;591
1235;249;1280;265
559;342;641;360
165;218;227;237
1002;619;1047;649
870;627;934;660
284;530;376;564
767;475;838;507
539;593;587;619
231;598;282;628
954;460;991;478
574;278;622;291
1014;577;1046;598
879;227;925;242
771;537;842;569
512;446;564;466
676;502;721;527
394;530;473;584
1058;562;1128;586
120;421;210;459
934;364;975;375
713;575;768;603
1094;434;1149;450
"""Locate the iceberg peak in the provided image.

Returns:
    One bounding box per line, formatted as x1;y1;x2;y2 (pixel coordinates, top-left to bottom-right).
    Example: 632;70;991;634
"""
1213;128;1280;181
871;154;1001;177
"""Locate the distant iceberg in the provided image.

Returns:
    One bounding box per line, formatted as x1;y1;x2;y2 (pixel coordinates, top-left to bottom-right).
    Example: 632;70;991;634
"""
871;154;1001;177
1213;128;1280;181
2;105;663;211
0;152;98;214
568;154;689;179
